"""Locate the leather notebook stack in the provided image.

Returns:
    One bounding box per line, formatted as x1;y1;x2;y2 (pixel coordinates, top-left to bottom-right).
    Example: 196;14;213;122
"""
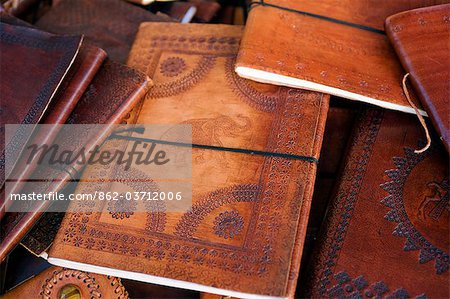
43;23;329;299
35;0;171;63
304;108;449;298
1;1;449;298
0;13;151;261
235;0;447;115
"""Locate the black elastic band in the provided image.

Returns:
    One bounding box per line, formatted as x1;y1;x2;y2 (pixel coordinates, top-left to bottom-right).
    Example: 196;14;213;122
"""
249;0;385;35
110;134;318;164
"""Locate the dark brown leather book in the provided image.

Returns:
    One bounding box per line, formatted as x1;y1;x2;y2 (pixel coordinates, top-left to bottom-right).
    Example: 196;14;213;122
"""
36;0;170;63
0;60;151;261
0;21;82;189
2;43;107;217
236;0;446;115
386;4;450;152
304;108;449;298
2;266;129;298
45;23;329;299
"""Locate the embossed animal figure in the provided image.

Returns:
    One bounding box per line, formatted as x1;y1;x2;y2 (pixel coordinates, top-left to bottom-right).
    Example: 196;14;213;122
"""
418;179;449;221
160;115;251;165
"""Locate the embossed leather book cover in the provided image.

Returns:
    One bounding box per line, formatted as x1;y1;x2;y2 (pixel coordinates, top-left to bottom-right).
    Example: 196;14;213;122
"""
236;0;447;115
36;0;171;63
386;4;450;152
0;21;82;189
0;60;151;261
2;266;129;298
46;23;329;298
304;109;449;298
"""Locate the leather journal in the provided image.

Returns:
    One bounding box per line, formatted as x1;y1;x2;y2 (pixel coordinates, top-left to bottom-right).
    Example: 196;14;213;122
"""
36;0;171;63
0;60;151;261
45;23;329;299
2;43;108;216
2;266;129;298
386;4;450;152
304;108;449;298
0;21;82;189
235;0;447;115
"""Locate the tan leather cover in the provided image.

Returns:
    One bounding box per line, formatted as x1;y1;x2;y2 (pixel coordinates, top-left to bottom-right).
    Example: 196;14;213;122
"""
0;60;151;261
305;109;449;298
47;23;329;298
386;4;450;152
235;1;446;115
36;0;171;63
2;266;129;298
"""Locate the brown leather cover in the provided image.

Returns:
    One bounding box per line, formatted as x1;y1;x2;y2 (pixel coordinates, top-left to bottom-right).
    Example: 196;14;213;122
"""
2;266;129;298
0;60;151;261
236;1;446;115
386;4;450;152
35;0;170;63
0;22;82;189
305;108;449;298
47;23;329;298
2;43;107;217
189;0;221;23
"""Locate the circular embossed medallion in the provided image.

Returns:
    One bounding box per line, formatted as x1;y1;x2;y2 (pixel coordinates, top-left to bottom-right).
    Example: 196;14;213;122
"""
213;210;244;239
160;57;186;77
381;147;449;274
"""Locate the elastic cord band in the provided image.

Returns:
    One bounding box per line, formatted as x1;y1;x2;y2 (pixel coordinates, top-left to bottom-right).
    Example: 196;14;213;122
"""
249;0;385;35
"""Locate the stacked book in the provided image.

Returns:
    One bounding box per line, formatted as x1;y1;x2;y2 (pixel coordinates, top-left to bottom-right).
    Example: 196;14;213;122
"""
0;0;448;298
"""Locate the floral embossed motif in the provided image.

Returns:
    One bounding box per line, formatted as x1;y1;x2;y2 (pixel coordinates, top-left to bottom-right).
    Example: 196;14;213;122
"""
107;198;137;219
213;210;244;239
381;147;449;274
160;57;186;77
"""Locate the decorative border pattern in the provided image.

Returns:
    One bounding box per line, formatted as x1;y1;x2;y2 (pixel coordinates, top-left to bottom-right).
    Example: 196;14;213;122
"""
381;147;449;274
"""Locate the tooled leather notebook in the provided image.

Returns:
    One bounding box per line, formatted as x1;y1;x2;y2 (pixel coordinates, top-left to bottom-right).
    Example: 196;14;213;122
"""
36;0;170;63
0;21;82;189
0;60;151;261
304;108;449;298
386;4;450;152
2;266;129;298
236;0;447;115
45;23;329;299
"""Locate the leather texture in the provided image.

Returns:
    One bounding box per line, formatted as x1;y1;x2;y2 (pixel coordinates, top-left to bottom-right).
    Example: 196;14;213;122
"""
2;266;129;298
386;4;450;152
35;0;170;63
0;21;82;189
47;23;329;298
189;0;221;23
305;108;449;298
2;43;107;217
236;0;446;115
0;60;151;261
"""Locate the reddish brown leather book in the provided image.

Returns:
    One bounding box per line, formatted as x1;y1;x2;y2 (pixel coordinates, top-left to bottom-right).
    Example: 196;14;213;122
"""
45;23;329;299
0;60;151;261
1;43;107;217
36;0;170;63
386;4;450;152
304;108;449;298
236;0;446;115
2;266;129;298
0;21;82;189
